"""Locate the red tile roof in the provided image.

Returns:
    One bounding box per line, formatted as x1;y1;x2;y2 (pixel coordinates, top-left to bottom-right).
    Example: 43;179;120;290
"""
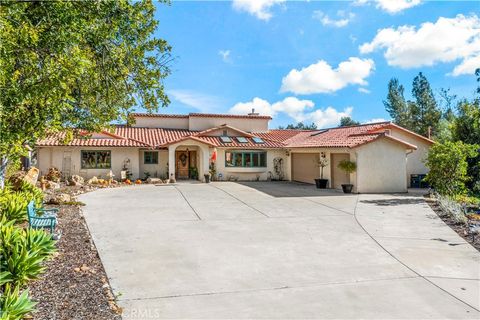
131;112;272;120
36;121;422;150
253;129;315;143
130;113;189;118
36;131;148;147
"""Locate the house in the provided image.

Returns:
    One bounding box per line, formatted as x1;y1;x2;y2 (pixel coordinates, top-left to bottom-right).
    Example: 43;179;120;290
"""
35;112;433;193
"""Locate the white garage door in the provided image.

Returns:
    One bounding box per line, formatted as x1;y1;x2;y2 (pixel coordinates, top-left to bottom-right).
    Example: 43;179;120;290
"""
291;153;319;184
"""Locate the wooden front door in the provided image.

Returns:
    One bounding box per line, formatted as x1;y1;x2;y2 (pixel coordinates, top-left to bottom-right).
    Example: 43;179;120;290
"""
175;151;189;179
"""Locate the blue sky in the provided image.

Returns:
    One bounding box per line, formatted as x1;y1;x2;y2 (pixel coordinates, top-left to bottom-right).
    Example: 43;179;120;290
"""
149;0;480;129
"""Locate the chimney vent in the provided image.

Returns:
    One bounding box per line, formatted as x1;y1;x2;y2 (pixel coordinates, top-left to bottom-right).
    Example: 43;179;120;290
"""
248;108;259;116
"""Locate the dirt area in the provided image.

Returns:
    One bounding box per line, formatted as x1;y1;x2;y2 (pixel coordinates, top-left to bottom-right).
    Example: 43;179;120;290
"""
29;199;122;319
425;197;480;252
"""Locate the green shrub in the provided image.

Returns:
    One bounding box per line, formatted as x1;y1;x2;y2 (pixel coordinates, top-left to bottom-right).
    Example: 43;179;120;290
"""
0;194;27;223
0;221;56;288
0;182;43;223
424;141;479;196
337;160;357;174
0;285;36;320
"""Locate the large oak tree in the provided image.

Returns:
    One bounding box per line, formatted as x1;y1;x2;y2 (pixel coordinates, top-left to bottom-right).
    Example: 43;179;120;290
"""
0;0;172;187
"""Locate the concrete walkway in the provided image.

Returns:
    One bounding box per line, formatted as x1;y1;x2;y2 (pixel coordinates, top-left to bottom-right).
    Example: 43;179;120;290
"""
79;182;480;319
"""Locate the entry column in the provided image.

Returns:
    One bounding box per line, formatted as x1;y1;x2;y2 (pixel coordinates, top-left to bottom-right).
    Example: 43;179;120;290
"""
168;145;176;181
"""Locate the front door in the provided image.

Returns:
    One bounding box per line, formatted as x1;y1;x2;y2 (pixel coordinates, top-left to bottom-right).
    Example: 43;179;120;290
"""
331;153;350;189
175;151;189;179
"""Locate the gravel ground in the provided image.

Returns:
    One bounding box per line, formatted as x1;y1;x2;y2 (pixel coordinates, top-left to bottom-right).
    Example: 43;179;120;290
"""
425;197;480;252
29;203;122;320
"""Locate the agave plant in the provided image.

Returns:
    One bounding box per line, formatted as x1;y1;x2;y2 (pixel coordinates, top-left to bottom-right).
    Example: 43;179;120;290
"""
0;221;55;288
0;193;27;223
0;285;36;320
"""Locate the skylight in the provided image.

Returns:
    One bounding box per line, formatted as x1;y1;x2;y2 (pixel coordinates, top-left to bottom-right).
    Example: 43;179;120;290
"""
252;137;264;144
236;137;248;143
220;136;232;143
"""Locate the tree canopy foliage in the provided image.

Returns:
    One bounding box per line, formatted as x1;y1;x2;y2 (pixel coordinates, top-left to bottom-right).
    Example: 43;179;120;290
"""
423;68;480;197
339;117;360;127
384;72;441;137
278;122;318;130
425;141;478;196
0;0;172;185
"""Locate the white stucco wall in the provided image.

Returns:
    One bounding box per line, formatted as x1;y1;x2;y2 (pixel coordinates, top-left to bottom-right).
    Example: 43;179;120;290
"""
189;117;269;132
355;138;408;193
389;128;432;187
37;147;141;180
215;149;288;181
138;150;169;179
286;148;355;187
132;116;189;129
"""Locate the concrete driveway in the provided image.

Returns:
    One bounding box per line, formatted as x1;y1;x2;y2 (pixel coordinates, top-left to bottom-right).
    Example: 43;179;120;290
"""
79;182;480;319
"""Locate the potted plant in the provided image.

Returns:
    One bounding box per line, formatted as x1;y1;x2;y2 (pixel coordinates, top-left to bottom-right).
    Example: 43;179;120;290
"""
337;159;356;193
314;153;329;189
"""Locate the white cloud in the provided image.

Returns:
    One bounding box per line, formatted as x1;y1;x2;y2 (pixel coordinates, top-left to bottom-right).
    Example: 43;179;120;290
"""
313;10;355;28
168;89;222;113
358;87;371;94
232;0;285;21
353;0;421;14
280;57;375;94
304;106;353;128
218;50;231;63
451;55;480;76
360;14;480;76
375;0;421;14
229;97;352;128
230;97;275;116
363;118;388;124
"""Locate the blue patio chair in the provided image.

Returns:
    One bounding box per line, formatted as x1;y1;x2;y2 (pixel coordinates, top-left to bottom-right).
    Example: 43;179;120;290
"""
27;200;59;234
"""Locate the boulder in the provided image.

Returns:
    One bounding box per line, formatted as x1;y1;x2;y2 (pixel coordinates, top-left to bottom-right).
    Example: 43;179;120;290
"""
23;167;39;186
68;175;84;186
87;176;98;185
8;171;26;190
46;167;61;182
46;181;60;189
146;178;163;184
52;193;71;204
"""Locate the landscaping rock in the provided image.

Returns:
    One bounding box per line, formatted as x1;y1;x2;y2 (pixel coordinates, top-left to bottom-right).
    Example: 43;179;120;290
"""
146;177;163;184
46;167;61;182
87;176;99;185
23;167;40;186
68;175;84;186
8;171;26;189
46;181;60;189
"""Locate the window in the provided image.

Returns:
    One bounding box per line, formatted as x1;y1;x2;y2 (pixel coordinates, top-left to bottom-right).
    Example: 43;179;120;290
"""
220;136;232;143
236;137;248;143
225;151;267;168
252;137;264;144
81;150;111;169
144;151;158;164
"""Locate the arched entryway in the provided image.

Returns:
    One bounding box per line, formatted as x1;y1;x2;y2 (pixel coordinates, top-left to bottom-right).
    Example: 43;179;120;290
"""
167;139;213;182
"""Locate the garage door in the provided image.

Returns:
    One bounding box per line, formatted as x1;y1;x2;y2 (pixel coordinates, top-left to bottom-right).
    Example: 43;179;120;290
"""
291;153;319;184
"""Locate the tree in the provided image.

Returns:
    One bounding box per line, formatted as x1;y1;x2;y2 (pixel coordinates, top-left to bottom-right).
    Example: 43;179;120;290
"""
410;72;441;137
0;0;172;187
450;74;480;193
383;78;410;128
278;122;317;130
339;117;360;127
424;141;478;197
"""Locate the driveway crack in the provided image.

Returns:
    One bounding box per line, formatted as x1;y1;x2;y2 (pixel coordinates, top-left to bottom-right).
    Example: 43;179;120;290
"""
173;185;202;221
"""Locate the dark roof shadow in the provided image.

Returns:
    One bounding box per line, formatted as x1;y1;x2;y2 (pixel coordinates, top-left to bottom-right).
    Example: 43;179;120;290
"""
236;181;349;198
